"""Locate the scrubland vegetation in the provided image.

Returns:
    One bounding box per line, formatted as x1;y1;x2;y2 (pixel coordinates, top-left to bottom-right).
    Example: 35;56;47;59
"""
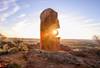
0;35;100;68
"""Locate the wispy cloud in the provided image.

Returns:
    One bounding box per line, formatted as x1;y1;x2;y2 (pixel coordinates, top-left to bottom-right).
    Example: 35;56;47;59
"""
0;1;9;12
9;11;100;39
12;19;40;38
0;0;20;22
0;2;100;39
18;14;26;18
59;12;100;39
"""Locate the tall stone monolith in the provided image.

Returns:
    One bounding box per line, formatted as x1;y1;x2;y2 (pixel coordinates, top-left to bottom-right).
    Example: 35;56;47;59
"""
40;8;60;51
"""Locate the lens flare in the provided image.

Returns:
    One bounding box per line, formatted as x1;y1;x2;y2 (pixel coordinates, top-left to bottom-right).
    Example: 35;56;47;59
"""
52;29;60;37
52;29;58;35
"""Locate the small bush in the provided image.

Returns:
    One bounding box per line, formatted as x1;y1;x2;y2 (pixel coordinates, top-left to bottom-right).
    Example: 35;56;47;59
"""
7;63;21;68
8;47;19;54
18;43;29;51
0;48;8;55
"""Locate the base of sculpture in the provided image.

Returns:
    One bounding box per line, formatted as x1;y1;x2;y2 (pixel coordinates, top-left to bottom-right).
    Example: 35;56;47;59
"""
40;32;60;51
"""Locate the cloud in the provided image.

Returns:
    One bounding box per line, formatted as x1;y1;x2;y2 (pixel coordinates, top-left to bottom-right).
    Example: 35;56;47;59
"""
0;15;6;22
0;1;9;12
59;12;100;39
12;19;40;38
1;8;100;39
0;0;20;22
18;14;26;18
10;11;99;39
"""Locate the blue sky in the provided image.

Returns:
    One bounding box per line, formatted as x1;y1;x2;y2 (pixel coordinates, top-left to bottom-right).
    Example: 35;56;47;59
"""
0;0;100;39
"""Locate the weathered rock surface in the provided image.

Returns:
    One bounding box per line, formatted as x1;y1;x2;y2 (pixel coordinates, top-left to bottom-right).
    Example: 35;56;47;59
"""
40;8;60;31
40;8;60;51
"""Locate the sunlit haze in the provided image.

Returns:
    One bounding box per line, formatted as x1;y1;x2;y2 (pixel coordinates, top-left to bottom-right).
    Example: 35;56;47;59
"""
0;0;100;39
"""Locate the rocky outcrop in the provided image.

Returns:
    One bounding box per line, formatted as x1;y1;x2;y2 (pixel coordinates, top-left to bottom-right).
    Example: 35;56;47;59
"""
0;46;100;68
26;49;100;68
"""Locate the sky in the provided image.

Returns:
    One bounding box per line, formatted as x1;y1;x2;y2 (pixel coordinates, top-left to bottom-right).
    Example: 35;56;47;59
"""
0;0;100;39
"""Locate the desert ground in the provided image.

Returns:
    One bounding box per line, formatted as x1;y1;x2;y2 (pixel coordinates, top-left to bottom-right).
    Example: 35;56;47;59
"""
0;36;100;68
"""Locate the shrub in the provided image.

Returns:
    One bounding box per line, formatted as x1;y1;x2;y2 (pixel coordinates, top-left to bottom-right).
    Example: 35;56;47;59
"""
8;47;19;54
0;48;8;55
18;43;29;51
7;63;21;68
3;44;10;51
